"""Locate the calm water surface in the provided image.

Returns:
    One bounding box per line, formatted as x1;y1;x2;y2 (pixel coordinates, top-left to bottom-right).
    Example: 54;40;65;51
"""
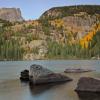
0;60;100;100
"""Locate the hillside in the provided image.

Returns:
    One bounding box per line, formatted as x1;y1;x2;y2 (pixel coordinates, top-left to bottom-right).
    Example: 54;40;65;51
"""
0;5;100;60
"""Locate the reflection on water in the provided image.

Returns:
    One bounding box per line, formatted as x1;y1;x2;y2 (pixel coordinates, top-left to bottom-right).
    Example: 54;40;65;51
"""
76;92;100;100
29;82;67;95
0;60;100;100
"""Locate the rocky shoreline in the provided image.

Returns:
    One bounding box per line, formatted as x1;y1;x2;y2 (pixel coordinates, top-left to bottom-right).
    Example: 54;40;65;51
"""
20;64;100;93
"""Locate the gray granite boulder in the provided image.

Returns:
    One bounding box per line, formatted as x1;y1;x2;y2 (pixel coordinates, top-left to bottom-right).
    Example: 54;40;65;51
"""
75;77;100;92
29;64;72;84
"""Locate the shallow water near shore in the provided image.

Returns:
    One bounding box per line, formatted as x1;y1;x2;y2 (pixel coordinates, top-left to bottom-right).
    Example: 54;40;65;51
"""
0;60;100;100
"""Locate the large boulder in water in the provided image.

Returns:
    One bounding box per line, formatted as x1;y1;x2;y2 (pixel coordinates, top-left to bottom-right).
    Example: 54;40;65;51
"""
75;77;100;92
29;64;72;85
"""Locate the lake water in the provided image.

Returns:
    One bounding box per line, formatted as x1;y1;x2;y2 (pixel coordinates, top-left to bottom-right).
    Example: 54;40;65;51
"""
0;60;100;100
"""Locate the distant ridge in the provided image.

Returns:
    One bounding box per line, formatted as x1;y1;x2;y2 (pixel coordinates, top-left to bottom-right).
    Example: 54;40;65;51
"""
40;5;100;19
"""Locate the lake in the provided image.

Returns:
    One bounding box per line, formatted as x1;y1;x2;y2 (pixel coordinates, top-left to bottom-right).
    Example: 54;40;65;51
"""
0;60;100;100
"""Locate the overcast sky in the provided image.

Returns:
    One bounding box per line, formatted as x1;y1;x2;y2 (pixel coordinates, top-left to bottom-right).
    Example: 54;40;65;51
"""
0;0;100;20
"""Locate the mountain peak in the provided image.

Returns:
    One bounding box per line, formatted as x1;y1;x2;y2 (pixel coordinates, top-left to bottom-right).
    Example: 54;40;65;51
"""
0;8;24;22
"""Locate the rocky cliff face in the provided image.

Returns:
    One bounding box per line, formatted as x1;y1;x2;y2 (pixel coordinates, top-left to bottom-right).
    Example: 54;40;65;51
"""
62;15;97;39
0;8;24;22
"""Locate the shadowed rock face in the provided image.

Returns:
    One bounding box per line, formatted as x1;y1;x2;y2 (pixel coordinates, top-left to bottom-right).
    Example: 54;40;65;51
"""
20;69;29;81
75;77;100;92
0;8;24;22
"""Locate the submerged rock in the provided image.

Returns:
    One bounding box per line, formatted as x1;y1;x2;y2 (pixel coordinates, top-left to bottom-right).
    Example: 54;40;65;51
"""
29;64;72;84
64;68;94;73
75;77;100;92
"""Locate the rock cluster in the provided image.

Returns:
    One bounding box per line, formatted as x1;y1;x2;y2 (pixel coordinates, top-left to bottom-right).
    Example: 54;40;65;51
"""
20;65;100;93
20;64;72;84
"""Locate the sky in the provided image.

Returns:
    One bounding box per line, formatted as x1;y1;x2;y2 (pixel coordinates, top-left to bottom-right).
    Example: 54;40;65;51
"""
0;0;100;20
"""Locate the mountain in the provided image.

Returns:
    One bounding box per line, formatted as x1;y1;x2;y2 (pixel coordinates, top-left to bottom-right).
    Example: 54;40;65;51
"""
40;5;100;19
0;8;24;22
0;5;100;60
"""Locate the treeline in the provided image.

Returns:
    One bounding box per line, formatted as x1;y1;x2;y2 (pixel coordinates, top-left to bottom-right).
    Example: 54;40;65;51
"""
0;38;24;60
88;31;100;57
0;19;13;28
0;21;24;60
47;41;91;59
47;31;100;59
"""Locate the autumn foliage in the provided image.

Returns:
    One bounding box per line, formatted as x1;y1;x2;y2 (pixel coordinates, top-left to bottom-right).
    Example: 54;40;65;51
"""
80;23;100;48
